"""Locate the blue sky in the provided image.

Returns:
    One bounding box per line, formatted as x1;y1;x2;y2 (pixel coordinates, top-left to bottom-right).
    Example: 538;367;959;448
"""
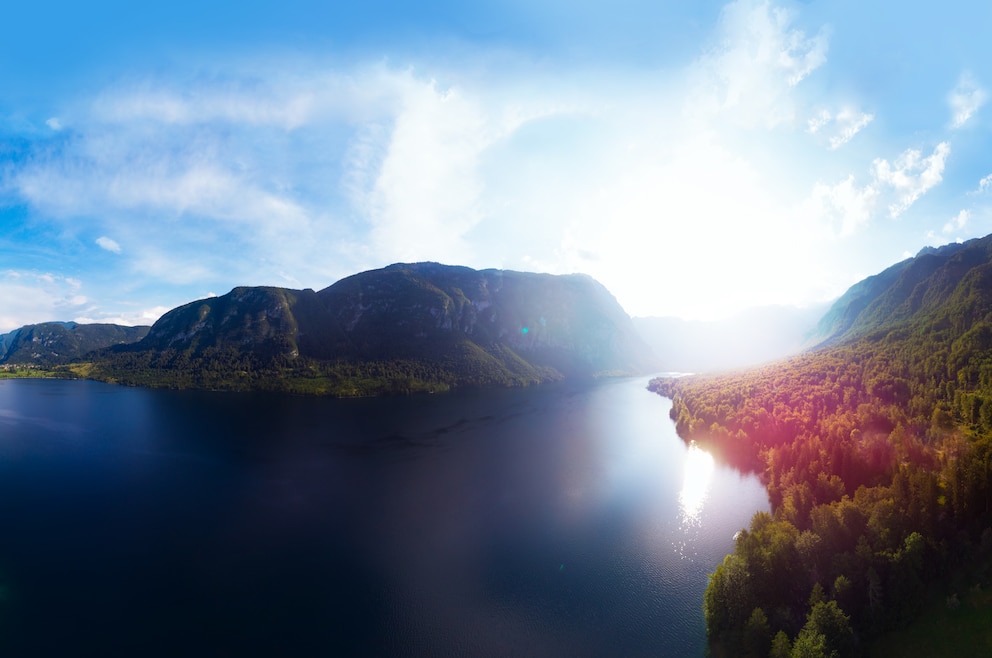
2;0;991;330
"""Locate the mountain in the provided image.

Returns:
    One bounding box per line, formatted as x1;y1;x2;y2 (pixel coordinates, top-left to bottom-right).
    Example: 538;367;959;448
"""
87;263;660;394
633;303;827;373
0;322;150;366
0;328;21;359
809;239;974;346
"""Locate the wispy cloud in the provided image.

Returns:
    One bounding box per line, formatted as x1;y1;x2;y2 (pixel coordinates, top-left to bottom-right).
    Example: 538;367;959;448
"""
89;71;358;129
943;209;970;234
807;107;874;149
872;142;950;217
804;175;878;237
350;78;494;264
96;236;121;253
0;271;89;331
75;305;170;327
801;141;951;237
949;72;986;129
13;132;310;230
689;0;830;127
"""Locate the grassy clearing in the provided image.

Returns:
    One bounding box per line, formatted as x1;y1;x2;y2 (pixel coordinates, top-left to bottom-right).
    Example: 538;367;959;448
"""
67;362;96;378
0;367;57;379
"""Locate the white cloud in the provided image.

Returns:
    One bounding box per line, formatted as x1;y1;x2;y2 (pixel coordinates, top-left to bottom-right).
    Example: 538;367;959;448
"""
96;236;122;253
350;79;488;262
801;141;951;236
807;108;873;149
803;175;878;237
872;142;950;217
46;117;62;131
0;271;89;332
923;229;963;247
9;65;532;293
807;109;831;134
949;72;987;129
93;80;315;130
346;70;560;265
976;173;992;194
15;147;309;232
690;0;829;127
87;64;420;131
75;305;170;327
943;209;970;234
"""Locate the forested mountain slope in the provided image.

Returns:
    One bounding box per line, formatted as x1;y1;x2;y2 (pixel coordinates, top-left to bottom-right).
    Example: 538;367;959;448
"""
0;322;149;366
82;263;659;395
652;234;992;657
809;240;971;346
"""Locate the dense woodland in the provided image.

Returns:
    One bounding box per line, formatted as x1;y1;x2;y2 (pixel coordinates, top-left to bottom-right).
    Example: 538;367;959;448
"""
651;251;992;656
67;338;564;397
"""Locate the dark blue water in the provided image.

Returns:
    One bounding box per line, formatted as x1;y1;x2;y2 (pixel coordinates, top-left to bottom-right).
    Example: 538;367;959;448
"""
0;376;768;656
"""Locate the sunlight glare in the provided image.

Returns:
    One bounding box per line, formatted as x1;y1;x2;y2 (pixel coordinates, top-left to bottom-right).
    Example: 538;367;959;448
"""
679;442;715;523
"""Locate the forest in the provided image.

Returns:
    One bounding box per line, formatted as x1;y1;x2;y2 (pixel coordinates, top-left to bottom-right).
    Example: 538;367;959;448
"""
64;338;563;397
651;312;992;655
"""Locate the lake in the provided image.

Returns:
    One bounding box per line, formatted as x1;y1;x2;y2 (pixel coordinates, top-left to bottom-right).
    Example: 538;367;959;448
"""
0;376;768;656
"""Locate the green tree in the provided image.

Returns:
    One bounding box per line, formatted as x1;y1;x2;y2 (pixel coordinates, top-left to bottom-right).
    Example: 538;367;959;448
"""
791;627;829;658
742;607;771;658
770;630;792;658
802;600;854;657
704;554;753;644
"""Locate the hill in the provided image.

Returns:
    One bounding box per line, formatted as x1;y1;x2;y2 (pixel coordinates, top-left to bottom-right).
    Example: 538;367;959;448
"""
0;322;149;366
81;263;660;395
809;240;972;346
651;234;992;656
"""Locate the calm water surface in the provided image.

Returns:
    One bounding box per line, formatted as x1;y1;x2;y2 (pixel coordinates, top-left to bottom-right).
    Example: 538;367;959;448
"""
0;376;768;656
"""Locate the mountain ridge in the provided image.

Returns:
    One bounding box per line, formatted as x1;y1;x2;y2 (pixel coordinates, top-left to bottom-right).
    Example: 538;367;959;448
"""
810;239;977;346
0;322;150;366
78;262;660;395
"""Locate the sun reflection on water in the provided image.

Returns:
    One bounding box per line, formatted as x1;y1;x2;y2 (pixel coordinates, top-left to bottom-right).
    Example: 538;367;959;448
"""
679;442;715;525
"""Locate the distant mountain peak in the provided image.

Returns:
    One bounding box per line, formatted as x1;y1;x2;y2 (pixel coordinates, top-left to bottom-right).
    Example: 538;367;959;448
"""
0;322;149;366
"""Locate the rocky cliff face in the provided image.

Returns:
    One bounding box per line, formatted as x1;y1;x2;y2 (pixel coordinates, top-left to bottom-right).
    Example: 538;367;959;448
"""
135;262;659;381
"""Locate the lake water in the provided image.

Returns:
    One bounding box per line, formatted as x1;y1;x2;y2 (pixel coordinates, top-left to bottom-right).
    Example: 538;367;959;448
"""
0;376;768;656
